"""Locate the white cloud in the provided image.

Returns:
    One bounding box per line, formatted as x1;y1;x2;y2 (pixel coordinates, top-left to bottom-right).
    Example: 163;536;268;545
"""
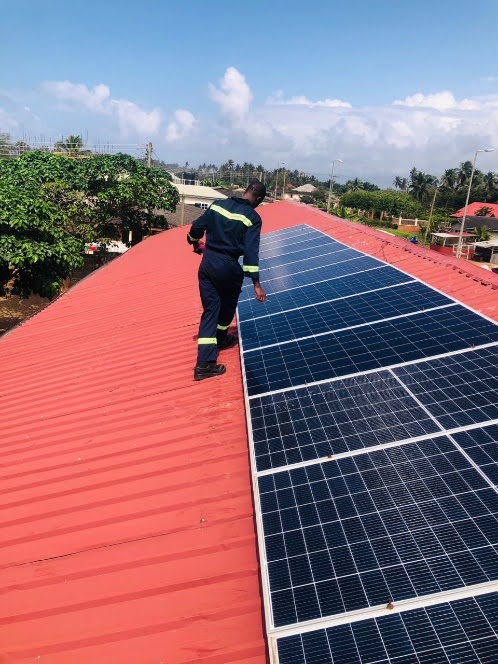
208;67;253;123
267;90;351;108
482;75;498;82
393;91;480;111
166;109;197;142
112;99;161;136
42;80;160;135
42;81;111;113
0;107;18;131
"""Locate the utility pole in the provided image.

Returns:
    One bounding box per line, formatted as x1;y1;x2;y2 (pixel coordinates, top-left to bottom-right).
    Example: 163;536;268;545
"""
281;164;286;200
274;166;279;200
146;142;153;167
180;194;186;226
327;159;343;214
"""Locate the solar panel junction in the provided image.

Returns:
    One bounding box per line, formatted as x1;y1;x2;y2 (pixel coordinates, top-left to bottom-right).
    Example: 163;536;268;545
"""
237;224;498;663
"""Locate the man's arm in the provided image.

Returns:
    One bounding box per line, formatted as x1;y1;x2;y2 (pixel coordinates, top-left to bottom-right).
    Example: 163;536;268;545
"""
242;216;266;302
187;208;211;246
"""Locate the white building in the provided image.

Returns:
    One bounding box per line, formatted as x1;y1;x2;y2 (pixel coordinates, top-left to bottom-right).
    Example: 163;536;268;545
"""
174;183;227;209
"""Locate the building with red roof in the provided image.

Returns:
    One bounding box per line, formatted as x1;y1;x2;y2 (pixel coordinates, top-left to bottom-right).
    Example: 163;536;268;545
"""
450;202;498;218
2;201;498;662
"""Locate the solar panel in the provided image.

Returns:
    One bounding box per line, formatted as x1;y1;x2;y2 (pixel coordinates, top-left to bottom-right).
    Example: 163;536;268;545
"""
239;255;383;301
250;371;441;471
277;592;498;664
240;281;453;351
244;305;498;397
237;266;411;321
236;224;498;663
452;425;498;487
259;238;339;269
259;437;498;628
393;346;498;429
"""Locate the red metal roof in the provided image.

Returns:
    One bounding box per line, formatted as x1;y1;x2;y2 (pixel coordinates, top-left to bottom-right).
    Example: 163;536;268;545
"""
450;202;498;217
2;200;498;663
1;229;266;663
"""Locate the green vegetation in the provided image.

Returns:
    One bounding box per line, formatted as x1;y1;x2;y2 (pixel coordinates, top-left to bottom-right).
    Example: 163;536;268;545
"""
0;150;178;298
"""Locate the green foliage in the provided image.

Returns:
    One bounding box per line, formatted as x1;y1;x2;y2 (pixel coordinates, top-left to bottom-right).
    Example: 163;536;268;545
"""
339;190;424;218
0;151;179;298
473;225;492;241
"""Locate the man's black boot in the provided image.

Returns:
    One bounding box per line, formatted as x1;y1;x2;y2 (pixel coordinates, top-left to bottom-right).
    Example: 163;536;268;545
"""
217;334;238;351
194;362;227;381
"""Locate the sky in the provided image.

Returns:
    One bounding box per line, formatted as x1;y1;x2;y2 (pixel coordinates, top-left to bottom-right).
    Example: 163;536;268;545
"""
2;0;498;186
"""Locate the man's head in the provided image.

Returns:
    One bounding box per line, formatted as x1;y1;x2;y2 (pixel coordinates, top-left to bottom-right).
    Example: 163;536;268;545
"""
243;180;267;208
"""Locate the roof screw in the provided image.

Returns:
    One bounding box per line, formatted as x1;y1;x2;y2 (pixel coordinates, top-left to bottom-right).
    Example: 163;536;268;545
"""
200;517;206;523
386;600;394;610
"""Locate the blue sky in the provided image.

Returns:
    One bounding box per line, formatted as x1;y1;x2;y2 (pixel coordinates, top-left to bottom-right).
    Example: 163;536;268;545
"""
2;0;498;185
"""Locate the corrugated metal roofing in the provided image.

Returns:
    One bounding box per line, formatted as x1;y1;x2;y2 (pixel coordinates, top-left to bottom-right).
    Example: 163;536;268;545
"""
2;200;498;663
450;201;498;217
1;228;265;663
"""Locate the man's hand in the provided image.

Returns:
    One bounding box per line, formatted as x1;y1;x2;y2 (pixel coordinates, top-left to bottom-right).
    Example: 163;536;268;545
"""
193;241;205;255
254;282;266;302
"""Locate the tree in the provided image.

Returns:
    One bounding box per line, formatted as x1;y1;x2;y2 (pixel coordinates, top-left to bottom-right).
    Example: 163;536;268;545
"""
393;176;408;191
440;168;458;191
0;151;179;298
409;169;438;204
53;134;88;157
482;172;498;201
346;178;363;191
340;190;424;218
473;225;491;241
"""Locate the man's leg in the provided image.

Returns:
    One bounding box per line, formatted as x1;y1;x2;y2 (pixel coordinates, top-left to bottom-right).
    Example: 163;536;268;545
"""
197;274;220;363
195;264;226;380
217;267;244;350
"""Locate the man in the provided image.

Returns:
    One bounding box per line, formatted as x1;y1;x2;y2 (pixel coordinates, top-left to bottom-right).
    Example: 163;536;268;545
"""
187;180;267;381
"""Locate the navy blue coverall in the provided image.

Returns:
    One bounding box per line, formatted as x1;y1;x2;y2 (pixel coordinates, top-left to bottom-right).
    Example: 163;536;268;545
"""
187;197;262;363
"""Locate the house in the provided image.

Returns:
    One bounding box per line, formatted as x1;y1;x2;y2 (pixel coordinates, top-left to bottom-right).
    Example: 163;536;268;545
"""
450;202;498;218
284;183;318;201
2;202;498;662
173;182;227;209
429;230;477;258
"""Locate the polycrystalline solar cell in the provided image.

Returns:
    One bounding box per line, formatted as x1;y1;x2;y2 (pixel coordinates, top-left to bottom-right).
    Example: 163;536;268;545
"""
244;306;498;397
393;345;498;430
259;436;498;628
250;371;440;471
239;255;382;301
237;266;410;321
259;241;340;270
259;227;322;256
452;425;498;487
240;281;453;351
259;248;363;284
259;236;338;264
259;244;346;274
276;592;498;664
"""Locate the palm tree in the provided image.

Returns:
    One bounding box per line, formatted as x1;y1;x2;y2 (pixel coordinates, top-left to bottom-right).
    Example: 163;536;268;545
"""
473;225;491;241
483;172;498;201
53;134;87;157
456;161;473;189
409;171;438;204
440;168;458;191
346;178;363;191
393;176;408;191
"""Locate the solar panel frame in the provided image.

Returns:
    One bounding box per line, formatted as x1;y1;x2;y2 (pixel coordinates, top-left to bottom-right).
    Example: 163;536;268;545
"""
240;281;454;352
250;371;442;471
235;224;498;664
244;306;498;397
239;255;383;301
258;437;498;629
393;346;498;430
276;591;498;664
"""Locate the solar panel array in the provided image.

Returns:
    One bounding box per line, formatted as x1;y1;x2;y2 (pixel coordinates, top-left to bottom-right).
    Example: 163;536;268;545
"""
237;224;498;663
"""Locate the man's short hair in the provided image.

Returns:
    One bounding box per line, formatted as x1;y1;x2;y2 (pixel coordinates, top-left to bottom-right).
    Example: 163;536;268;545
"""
245;180;267;200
